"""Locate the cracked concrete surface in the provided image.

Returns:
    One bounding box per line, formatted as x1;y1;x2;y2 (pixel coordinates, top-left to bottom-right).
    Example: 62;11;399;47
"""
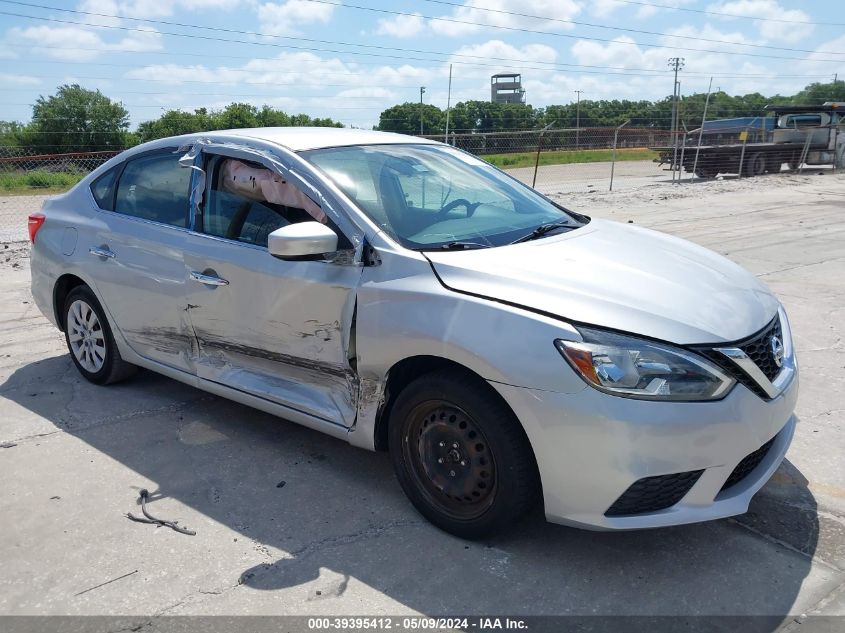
0;171;843;625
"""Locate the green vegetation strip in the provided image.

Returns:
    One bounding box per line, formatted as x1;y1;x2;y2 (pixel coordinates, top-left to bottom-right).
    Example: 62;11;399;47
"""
0;170;85;195
484;148;659;170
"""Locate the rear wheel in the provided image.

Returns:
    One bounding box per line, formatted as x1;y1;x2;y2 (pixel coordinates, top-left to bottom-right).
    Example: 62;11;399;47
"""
389;368;539;539
765;157;783;174
744;152;766;177
63;286;136;385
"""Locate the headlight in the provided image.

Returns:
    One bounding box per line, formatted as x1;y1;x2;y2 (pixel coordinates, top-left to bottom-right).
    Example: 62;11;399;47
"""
555;328;735;401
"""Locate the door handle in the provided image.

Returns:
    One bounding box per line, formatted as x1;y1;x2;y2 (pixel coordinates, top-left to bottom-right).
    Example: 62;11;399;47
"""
89;246;116;259
190;271;229;286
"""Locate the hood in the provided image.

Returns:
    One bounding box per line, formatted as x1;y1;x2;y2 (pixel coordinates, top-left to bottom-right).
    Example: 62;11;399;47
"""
425;219;778;345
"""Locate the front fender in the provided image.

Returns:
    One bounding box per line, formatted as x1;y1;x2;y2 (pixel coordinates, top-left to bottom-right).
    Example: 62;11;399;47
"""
349;249;587;449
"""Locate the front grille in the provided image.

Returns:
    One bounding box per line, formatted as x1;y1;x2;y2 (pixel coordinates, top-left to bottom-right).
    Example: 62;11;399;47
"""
738;316;783;382
605;470;704;517
699;314;783;399
720;437;776;492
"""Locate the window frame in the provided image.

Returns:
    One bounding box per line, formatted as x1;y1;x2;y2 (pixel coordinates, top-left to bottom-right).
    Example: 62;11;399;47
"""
192;150;353;252
89;164;121;212
92;147;193;231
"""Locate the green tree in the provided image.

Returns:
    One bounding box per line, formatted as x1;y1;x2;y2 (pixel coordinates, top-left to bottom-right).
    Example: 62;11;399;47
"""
29;84;129;152
136;108;214;142
0;120;27;147
791;80;845;105
217;102;259;129
378;102;444;135
136;104;343;143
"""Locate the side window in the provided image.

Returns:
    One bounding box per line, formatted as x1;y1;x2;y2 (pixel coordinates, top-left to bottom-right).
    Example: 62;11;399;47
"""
90;166;118;210
114;152;191;228
201;157;327;247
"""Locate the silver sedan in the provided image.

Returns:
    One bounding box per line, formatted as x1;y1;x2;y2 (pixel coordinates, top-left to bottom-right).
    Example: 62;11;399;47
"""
29;128;798;538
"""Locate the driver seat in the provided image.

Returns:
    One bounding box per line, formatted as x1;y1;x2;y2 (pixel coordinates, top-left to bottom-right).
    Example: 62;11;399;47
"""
377;166;411;236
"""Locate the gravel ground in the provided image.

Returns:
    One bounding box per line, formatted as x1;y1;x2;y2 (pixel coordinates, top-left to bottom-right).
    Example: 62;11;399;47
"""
0;170;843;629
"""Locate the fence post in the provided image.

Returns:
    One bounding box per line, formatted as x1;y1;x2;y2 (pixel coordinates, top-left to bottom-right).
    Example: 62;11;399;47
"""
532;122;555;189
738;127;750;179
609;120;630;192
797;132;814;174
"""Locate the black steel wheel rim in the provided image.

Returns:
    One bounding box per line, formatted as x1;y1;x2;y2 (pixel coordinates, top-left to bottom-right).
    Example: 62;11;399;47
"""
402;402;497;521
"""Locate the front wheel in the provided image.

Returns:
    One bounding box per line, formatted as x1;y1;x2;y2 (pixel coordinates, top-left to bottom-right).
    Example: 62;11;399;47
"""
63;286;136;385
388;369;540;539
744;152;767;177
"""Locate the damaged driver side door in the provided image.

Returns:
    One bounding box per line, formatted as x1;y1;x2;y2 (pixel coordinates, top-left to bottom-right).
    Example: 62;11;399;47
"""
181;149;363;428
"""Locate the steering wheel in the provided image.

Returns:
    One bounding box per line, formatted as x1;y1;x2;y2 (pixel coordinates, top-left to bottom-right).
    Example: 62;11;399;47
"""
436;198;480;220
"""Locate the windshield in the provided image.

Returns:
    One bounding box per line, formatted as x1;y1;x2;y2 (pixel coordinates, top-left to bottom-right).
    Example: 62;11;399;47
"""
300;143;584;249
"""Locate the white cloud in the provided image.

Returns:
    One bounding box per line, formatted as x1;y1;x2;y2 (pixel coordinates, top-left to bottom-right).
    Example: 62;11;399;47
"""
450;39;559;67
9;25;163;61
83;0;240;19
375;13;425;38
0;73;40;86
430;0;581;37
589;0;621;18
706;1;814;43
257;0;337;36
125;52;439;91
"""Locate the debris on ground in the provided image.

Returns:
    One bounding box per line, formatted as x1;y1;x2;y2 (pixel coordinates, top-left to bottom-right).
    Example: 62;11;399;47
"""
126;489;196;536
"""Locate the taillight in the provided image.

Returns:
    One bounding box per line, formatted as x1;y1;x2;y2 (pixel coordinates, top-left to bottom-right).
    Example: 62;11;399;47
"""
28;213;46;243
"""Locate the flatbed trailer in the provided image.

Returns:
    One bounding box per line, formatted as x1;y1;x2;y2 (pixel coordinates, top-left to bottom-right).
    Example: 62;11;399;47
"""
652;141;827;178
652;102;844;178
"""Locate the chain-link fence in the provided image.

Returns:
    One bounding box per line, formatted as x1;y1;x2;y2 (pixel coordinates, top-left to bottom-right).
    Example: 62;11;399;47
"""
0;147;120;242
421;127;674;197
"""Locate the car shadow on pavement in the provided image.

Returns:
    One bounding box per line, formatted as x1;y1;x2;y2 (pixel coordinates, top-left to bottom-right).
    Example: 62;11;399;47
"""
3;356;821;625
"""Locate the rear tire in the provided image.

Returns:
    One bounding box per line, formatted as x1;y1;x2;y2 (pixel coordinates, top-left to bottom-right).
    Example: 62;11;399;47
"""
765;158;783;174
388;368;540;539
63;286;136;385
745;152;766;177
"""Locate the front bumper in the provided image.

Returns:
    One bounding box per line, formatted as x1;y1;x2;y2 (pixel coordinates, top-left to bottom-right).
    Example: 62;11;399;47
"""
491;366;798;530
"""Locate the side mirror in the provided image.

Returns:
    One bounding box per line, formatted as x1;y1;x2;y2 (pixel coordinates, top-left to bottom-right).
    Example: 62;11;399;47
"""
268;222;338;260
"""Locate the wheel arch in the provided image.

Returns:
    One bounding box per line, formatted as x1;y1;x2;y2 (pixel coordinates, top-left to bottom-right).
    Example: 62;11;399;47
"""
371;355;537;478
53;273;89;331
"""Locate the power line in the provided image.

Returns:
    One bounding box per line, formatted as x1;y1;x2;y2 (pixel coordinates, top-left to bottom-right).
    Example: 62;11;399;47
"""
307;0;845;55
1;2;844;68
11;44;837;80
0;9;685;73
588;0;845;27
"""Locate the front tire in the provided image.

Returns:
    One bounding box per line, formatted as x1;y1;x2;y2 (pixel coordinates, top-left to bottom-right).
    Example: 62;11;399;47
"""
745;152;766;177
388;368;539;539
63;286;136;385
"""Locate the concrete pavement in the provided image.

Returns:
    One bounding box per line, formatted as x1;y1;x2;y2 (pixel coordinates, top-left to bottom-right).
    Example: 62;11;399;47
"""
0;171;843;627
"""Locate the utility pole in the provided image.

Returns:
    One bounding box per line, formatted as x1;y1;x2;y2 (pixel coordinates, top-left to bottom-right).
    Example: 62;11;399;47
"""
667;57;685;182
445;65;453;144
419;86;426;135
574;89;583;148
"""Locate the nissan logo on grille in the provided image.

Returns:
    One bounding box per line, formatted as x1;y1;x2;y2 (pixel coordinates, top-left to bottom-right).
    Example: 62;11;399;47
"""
771;336;785;368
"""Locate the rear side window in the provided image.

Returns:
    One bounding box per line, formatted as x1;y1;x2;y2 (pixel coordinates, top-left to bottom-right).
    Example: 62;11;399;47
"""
114;152;191;227
90;167;118;210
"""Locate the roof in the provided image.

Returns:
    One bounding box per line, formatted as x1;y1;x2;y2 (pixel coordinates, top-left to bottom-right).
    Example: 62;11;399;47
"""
207;127;439;151
763;103;842;113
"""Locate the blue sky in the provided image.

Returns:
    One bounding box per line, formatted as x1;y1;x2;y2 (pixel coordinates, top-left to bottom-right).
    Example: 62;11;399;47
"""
0;0;842;130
